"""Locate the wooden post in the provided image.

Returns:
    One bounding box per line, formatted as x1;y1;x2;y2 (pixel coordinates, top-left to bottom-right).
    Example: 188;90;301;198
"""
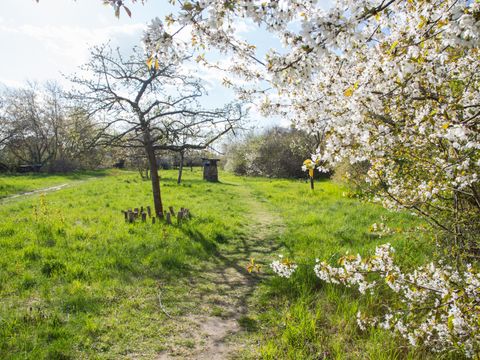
128;211;135;223
169;206;175;216
123;211;128;222
310;176;314;190
140;206;144;214
147;206;151;217
152;216;156;224
177;211;183;225
166;213;172;225
141;212;147;222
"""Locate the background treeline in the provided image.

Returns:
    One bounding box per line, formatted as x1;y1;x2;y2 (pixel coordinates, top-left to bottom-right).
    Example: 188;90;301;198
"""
0;83;211;173
0;82;107;172
222;127;329;179
1;81;339;181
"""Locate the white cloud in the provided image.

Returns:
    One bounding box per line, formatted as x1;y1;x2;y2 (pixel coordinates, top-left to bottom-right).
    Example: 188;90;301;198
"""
232;19;257;38
0;23;145;63
0;22;146;86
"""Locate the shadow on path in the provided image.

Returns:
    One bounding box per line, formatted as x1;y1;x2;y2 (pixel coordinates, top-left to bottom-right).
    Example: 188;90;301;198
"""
157;184;284;359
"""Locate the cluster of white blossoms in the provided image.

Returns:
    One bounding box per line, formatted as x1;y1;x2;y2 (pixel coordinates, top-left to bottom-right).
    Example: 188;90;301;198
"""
269;243;480;356
314;244;480;357
369;218;394;238
270;255;298;278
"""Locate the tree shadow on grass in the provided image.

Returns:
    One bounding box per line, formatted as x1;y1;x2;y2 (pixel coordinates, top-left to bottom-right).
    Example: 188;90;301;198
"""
180;227;220;256
177;220;285;322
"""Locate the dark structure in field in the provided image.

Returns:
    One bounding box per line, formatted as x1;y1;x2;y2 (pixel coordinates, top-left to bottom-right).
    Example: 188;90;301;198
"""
202;158;219;182
113;159;125;169
17;164;42;173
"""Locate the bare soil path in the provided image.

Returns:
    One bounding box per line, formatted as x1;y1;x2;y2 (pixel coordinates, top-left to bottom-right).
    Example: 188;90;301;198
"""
157;183;284;359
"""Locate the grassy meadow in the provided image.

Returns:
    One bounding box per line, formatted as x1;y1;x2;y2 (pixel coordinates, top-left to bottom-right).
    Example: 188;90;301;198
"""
0;171;107;199
0;169;442;359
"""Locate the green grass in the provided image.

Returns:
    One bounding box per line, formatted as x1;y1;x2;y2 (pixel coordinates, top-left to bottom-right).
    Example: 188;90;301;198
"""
0;170;107;198
0;170;448;359
0;169;250;359
236;177;449;359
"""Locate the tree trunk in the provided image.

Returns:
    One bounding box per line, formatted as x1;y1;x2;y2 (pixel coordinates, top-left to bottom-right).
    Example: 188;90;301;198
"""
145;140;163;218
177;151;184;184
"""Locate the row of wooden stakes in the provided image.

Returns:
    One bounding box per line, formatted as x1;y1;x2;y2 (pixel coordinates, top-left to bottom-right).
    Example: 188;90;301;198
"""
121;206;191;225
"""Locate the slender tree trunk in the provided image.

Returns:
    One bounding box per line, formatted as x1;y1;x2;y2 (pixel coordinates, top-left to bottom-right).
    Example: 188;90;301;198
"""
145;139;163;218
177;151;184;184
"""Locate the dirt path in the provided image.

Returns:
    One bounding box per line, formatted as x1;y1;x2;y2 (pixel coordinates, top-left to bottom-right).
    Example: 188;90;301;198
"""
157;184;284;359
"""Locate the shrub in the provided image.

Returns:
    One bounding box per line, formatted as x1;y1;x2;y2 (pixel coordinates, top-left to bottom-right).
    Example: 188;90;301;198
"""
224;127;328;179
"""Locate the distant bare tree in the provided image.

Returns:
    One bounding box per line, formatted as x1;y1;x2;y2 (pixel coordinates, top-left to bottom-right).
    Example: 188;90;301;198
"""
0;93;18;150
0;83;63;168
69;45;244;217
0;83;106;172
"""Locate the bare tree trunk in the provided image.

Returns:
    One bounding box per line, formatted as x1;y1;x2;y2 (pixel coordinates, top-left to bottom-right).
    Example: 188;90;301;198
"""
145;140;163;218
177;151;184;184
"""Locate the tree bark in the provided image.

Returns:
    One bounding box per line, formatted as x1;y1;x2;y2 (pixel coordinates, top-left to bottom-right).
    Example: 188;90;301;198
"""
177;151;184;184
145;137;163;218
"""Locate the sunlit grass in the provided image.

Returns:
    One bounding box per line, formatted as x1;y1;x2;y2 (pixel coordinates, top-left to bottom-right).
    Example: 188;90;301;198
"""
238;177;453;359
0;170;108;198
0;169;250;359
0;170;443;359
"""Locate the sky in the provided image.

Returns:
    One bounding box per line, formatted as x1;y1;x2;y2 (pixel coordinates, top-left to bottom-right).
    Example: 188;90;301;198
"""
0;0;332;131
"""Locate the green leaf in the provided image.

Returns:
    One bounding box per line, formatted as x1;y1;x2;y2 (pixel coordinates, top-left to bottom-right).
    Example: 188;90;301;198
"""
388;40;399;54
448;315;454;331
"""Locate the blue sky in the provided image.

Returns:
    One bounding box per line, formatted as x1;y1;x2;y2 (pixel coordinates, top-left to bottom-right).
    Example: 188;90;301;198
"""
0;0;332;130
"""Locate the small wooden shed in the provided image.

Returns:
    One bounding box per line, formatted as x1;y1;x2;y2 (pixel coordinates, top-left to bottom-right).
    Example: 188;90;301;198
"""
202;158;219;182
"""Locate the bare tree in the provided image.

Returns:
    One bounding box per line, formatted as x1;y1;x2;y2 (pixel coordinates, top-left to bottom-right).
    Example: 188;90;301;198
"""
69;44;244;217
0;83;63;169
0;94;17;153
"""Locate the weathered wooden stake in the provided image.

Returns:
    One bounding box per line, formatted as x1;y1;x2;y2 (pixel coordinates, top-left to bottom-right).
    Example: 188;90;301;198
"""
122;205;189;224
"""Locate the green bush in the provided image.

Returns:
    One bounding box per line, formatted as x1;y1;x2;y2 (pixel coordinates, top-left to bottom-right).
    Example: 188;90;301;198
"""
224;127;329;179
